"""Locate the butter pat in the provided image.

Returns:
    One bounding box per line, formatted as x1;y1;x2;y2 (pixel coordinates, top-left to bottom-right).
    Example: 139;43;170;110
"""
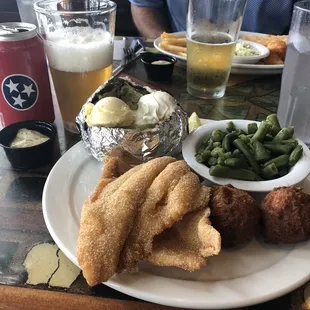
23;243;59;285
135;91;177;127
10;128;49;148
86;97;134;127
49;250;80;288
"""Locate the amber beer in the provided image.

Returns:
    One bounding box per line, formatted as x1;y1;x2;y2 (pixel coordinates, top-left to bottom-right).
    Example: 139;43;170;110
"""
187;33;236;99
44;28;113;132
50;63;112;132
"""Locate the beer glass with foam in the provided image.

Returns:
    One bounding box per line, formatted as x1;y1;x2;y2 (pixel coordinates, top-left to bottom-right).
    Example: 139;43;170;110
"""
187;0;246;99
35;0;116;133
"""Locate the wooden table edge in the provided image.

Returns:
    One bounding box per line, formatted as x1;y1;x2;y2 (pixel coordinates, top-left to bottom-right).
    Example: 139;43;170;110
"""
0;285;181;310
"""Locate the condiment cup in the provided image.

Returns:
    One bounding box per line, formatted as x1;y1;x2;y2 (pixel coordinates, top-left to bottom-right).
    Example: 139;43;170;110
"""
182;119;310;192
0;120;56;169
233;40;270;64
141;52;176;81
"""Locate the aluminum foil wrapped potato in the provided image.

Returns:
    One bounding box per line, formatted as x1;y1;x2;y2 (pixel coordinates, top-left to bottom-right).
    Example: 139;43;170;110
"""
76;77;188;162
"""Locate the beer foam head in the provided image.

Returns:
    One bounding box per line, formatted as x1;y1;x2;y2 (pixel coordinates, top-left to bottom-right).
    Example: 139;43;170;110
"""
45;27;113;72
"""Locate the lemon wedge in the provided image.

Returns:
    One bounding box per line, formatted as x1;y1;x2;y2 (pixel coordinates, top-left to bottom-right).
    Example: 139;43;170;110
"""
188;112;201;132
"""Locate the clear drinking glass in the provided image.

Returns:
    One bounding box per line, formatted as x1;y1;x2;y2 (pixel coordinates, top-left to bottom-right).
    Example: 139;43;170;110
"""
16;0;38;26
34;0;116;133
277;1;310;146
187;0;246;99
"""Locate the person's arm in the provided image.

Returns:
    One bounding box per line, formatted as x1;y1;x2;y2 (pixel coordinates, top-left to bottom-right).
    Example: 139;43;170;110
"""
131;4;171;38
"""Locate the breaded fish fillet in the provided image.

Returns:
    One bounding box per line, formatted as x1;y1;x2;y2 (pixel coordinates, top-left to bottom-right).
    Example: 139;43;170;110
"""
77;156;176;286
148;206;221;271
89;155;133;203
118;161;211;273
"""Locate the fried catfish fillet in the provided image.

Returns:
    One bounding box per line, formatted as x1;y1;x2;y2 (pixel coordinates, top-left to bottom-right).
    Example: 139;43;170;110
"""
77;156;176;286
118;162;211;273
148;207;221;271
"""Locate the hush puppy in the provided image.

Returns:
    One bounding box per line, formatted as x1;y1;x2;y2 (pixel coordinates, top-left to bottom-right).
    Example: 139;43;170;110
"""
210;185;260;248
261;186;310;244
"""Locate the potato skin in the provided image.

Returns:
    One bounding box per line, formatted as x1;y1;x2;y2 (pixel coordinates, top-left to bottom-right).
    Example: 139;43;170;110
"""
210;185;260;248
261;186;310;244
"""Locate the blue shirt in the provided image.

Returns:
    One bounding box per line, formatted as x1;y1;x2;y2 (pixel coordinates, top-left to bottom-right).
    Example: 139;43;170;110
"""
129;0;297;35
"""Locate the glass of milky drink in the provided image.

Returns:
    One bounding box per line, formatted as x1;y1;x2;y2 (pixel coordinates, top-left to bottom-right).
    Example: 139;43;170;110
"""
187;0;246;99
34;0;116;133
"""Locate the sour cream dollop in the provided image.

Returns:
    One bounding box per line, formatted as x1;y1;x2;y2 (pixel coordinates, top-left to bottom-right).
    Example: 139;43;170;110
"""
135;91;177;127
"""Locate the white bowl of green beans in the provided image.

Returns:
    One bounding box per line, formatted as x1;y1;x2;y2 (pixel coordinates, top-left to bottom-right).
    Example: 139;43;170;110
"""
182;117;310;192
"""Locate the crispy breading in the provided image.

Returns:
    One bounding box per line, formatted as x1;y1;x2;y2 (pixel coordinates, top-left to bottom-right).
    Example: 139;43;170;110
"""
89;156;133;202
261;186;310;244
77;156;176;286
210;185;259;248
243;34;288;64
118;161;210;273
267;39;286;60
148;207;221;271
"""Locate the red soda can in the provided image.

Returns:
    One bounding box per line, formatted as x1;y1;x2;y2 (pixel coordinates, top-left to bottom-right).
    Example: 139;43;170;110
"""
0;22;55;128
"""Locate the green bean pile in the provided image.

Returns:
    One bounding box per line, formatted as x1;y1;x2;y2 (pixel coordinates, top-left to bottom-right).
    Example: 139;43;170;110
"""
195;115;303;181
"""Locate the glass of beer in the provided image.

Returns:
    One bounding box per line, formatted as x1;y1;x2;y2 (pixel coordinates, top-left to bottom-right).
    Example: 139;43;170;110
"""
187;0;246;99
34;0;116;133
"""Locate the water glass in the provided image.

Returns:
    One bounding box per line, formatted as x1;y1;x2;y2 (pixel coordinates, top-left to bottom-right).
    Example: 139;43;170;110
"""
277;0;310;146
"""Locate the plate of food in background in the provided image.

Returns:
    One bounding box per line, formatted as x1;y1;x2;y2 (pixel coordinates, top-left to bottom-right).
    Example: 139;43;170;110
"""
154;31;287;75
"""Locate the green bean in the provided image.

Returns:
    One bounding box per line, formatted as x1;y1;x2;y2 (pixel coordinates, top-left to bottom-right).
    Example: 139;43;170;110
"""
261;163;278;180
252;140;271;163
252;121;271;142
263;154;289;168
266;139;298;148
209;165;256;181
224;158;248;169
222;132;237;152
233;149;241;158
205;139;214;151
239;134;251;144
222;152;233;160
226;121;236;133
213;142;222;148
208;157;218;167
195;154;203;163
264;143;294;155
235;129;246;136
217;157;225;166
266;114;281;128
200;150;211;162
211;147;225;158
265;134;274;141
247;133;254;139
254;174;264;181
279;166;289;177
268;125;281;136
247;123;258;134
197;146;206;154
289;145;303;166
211;130;225;142
273;126;294;142
233;139;261;174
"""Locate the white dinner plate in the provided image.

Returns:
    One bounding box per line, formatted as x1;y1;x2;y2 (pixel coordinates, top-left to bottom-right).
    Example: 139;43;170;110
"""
43;124;310;309
154;31;284;75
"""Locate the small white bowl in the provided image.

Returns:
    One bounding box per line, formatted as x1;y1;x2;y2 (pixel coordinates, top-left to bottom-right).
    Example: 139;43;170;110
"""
182;120;310;192
233;40;270;64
